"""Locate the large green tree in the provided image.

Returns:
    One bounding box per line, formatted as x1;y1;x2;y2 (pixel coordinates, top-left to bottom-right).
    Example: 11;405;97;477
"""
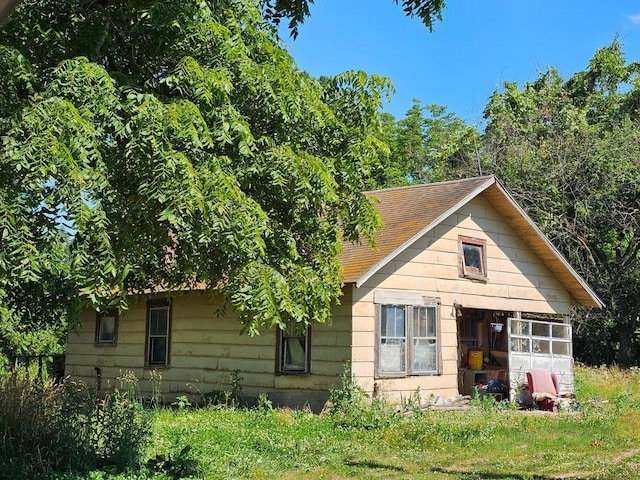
371;100;479;188
263;0;446;38
482;41;640;366
0;0;391;361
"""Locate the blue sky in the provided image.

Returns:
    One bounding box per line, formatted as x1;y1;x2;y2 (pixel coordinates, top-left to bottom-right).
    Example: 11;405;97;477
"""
279;1;640;124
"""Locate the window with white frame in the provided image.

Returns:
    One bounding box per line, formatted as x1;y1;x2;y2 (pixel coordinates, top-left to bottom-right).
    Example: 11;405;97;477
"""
277;324;310;374
95;310;118;345
146;301;170;366
377;302;439;377
509;318;571;357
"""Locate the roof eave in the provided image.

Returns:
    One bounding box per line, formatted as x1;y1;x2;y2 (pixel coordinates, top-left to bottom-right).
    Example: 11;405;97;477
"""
486;180;604;309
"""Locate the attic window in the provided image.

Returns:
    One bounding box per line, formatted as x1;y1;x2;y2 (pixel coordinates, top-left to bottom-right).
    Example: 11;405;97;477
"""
458;236;487;281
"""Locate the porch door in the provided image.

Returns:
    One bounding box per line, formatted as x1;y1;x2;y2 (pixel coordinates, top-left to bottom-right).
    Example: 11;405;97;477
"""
507;317;574;394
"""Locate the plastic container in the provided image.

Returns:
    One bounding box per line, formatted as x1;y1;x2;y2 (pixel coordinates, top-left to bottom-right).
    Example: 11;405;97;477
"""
468;349;483;369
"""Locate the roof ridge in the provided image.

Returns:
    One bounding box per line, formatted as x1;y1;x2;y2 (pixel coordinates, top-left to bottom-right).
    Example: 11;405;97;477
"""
363;175;495;195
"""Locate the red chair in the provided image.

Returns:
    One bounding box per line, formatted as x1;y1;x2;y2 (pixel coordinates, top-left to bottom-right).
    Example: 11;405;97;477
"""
526;370;559;412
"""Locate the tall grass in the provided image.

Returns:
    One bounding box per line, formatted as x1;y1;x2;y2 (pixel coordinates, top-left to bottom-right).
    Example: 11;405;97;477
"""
0;375;151;479
4;365;640;479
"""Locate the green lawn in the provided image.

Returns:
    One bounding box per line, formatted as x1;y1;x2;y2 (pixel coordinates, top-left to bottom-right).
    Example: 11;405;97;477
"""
64;366;640;479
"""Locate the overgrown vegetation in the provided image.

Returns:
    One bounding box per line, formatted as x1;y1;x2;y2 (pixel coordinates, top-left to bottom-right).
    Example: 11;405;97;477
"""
327;363;396;430
0;375;151;479
2;365;636;479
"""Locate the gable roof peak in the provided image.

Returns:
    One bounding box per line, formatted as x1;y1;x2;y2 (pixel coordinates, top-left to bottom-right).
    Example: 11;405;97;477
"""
339;175;603;309
363;175;496;195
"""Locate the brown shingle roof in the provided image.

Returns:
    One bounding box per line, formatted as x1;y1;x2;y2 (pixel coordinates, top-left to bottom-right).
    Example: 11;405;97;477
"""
339;176;494;284
338;176;603;308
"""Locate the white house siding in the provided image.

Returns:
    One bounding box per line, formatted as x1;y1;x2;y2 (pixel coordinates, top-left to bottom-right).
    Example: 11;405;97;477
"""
65;290;352;410
349;195;573;403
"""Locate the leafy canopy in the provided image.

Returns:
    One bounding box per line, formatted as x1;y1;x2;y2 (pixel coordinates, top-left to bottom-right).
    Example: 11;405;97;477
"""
263;0;446;38
0;0;390;345
482;40;640;365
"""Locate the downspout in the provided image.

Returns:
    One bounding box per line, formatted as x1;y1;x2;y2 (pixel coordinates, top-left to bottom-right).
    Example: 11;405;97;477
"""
94;367;101;393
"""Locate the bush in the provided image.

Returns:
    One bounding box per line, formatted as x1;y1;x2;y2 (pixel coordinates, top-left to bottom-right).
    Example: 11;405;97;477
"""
0;376;151;478
328;364;396;430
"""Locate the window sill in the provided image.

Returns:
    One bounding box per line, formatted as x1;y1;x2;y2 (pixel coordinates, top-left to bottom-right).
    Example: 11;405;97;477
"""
460;274;488;283
376;372;440;379
276;371;311;376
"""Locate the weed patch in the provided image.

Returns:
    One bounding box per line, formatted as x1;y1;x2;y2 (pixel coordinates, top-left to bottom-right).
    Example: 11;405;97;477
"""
0;376;151;479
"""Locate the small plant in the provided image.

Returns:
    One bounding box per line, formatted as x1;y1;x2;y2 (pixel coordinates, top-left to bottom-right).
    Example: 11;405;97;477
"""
329;363;367;411
0;375;151;478
147;444;201;479
92;388;152;470
201;370;245;408
401;388;424;415
470;387;497;412
256;393;273;412
228;369;243;406
149;369;163;408
328;363;395;430
117;369;140;400
172;395;192;410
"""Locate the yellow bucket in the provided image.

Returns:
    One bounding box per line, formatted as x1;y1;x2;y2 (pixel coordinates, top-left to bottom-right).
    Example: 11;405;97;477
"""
468;350;483;369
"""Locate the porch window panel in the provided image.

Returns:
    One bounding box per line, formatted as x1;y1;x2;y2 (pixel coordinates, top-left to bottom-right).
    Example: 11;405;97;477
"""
511;320;530;336
552;341;570;356
532;339;550;354
532;322;550;337
510;337;530;353
552;324;569;338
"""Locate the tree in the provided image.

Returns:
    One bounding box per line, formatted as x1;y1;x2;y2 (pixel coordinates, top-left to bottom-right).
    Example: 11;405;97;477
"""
482;41;640;366
257;0;446;39
0;0;390;362
0;0;447;34
371;100;479;188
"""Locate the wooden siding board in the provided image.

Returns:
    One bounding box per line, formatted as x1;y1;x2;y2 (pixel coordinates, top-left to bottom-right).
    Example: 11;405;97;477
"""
66;291;353;401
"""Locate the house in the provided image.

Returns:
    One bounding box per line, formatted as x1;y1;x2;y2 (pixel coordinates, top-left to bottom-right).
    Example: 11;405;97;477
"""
64;176;603;410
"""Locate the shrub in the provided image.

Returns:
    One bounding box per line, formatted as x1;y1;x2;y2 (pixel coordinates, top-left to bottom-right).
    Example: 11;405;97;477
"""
146;444;201;479
328;364;396;430
0;375;151;478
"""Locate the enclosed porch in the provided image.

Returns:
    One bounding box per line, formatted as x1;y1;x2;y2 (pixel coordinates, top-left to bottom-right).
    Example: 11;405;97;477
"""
457;307;573;402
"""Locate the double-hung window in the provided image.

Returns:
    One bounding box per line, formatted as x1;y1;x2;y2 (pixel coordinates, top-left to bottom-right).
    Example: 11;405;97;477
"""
412;305;438;373
95;310;118;346
376;295;439;377
146;301;170;366
276;324;311;374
